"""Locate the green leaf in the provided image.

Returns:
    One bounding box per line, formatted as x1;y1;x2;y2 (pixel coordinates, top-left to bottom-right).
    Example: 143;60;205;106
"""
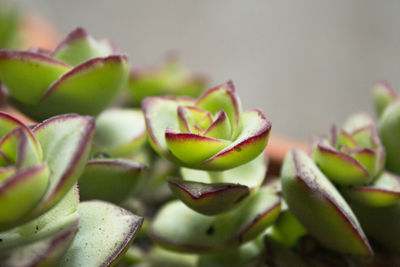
0;165;49;230
196;81;241;136
31;114;95;217
79;158;146;204
312;142;371;186
343;171;400;207
0;127;42;170
281;149;373;256
0;186;79;250
168;179;250;215
373;82;398;117
203;110;232;140
149;186;280;253
200;109;271;171
93;109;146;157
29;55;129;119
58;201;144;267
342;112;375;133
142;96;195;158
181;153;267;188
351;201;400;252
165;129;230;166
267;209;307;247
0;51;70;105
0;219;78;266
52;27;114;66
177;105;212;134
379;101;400;174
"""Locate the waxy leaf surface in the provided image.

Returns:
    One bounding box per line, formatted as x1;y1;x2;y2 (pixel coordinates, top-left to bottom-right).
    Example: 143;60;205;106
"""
281;149;372;256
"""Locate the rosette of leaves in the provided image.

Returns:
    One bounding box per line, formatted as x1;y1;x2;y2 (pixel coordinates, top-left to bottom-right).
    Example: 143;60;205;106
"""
0;27;129;121
0;112;143;266
281;112;400;257
143;81;281;253
127;57;207;106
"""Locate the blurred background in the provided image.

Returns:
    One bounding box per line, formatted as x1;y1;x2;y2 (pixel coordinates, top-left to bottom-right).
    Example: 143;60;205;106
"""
7;0;400;140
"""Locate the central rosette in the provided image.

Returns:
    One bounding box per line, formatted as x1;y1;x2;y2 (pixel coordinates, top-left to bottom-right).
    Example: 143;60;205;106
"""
143;81;271;171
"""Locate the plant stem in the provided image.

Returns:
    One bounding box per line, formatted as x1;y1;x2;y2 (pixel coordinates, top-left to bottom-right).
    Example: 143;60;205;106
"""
207;171;225;183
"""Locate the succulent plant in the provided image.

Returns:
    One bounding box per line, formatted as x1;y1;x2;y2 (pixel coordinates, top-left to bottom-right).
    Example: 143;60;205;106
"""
0;27;129;121
143;80;271;171
141;80;280;255
281;108;400;260
127;57;207;107
0;112;143;266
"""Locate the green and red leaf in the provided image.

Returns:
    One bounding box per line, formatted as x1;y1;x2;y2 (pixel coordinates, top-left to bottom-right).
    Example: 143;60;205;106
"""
0;50;71;105
92;108;146;157
52;27;115;66
168;179;250;215
78;158;146;204
200;109;271;171
58;201;143;267
281;149;373;256
31;114;95;217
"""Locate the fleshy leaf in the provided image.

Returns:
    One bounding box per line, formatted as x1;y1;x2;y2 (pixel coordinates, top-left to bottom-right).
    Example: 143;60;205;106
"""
0;51;71;105
79;158;146;204
373;82;398;117
281;149;373;256
313;142;371;186
165;129;230;166
203;110;231;140
93;109;146;157
0;219;78;266
0;127;42;170
200;109;271;171
149;187;280;252
52;27;114;66
0;186;79;250
349;148;379;177
342;112;375;133
0;165;49;230
351;201;400;252
27;55;129;119
267;209;307;247
379;100;400;174
196;81;241;136
142;96;195;158
58;201;144;267
31;114;94;217
0;112;40;145
177;105;212;133
168;179;250;215
336;130;358;149
343;171;400;207
181;153;267;188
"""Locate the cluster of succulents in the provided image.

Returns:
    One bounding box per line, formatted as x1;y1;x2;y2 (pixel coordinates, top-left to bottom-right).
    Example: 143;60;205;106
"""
0;16;399;267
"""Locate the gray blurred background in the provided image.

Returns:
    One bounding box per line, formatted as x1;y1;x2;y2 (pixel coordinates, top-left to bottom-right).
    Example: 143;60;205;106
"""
12;0;400;140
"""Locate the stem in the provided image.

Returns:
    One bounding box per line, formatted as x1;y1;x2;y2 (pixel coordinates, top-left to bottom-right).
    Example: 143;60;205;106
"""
207;171;225;183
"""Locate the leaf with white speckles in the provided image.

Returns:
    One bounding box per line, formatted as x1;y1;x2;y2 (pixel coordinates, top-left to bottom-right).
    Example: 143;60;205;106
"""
58;200;143;267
